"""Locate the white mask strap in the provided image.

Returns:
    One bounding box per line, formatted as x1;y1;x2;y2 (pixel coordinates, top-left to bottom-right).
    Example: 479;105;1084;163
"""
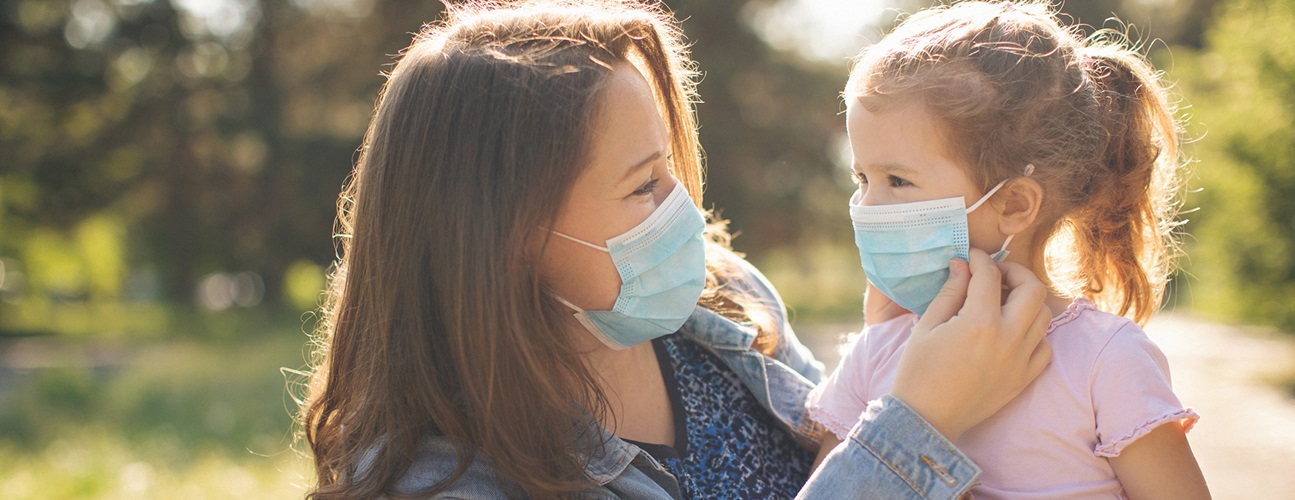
966;164;1035;214
550;293;584;313
966;179;1010;214
991;234;1015;262
546;229;610;252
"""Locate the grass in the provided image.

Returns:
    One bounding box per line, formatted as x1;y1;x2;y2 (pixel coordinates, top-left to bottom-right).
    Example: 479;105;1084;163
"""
0;251;868;500
0;309;316;499
1;284;1290;499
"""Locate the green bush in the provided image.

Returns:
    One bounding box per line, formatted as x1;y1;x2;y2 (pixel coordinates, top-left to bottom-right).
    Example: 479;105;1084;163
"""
1175;0;1295;330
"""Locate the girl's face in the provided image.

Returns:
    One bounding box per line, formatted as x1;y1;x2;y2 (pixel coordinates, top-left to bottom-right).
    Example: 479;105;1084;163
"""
538;63;678;314
846;99;1007;253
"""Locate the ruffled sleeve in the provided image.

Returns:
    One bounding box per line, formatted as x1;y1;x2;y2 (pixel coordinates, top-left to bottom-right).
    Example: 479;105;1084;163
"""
806;315;915;440
805;333;871;440
1090;322;1199;457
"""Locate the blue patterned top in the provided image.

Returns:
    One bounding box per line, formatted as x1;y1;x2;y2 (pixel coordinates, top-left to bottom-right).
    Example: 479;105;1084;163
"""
625;335;815;499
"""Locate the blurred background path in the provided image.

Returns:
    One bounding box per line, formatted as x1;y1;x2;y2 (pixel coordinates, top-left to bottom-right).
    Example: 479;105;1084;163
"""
800;313;1295;499
1146;314;1295;497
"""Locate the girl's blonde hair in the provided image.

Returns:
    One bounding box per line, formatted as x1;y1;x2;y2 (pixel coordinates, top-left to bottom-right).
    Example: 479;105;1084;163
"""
847;0;1184;324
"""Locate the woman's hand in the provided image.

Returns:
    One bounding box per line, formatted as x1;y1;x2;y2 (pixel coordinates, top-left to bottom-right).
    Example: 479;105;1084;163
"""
863;282;910;326
889;248;1053;442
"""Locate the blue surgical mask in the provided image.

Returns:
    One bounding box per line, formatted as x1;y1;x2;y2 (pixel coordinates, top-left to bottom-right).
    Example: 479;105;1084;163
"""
548;182;707;349
849;179;1015;317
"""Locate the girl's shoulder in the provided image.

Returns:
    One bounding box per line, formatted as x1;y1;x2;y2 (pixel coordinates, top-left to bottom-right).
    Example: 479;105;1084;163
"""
1045;298;1171;377
831;314;918;377
854;313;919;357
1047;298;1142;344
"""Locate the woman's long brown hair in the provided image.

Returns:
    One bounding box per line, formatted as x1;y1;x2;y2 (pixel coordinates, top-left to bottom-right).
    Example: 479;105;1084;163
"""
300;1;776;498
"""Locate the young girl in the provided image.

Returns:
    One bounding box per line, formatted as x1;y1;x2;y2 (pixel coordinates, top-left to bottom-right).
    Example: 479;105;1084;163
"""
808;1;1210;498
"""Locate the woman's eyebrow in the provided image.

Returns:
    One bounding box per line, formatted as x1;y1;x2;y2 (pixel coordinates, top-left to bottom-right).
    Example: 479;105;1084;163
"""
618;150;663;185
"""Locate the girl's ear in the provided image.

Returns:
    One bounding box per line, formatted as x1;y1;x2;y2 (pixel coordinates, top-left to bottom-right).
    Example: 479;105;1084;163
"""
994;177;1044;236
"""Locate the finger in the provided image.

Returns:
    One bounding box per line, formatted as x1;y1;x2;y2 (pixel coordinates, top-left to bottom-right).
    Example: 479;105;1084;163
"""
998;259;1042;291
914;257;969;331
1025;337;1053;382
998;261;1048;335
1011;304;1052;362
960;248;1004;316
1031;303;1052;339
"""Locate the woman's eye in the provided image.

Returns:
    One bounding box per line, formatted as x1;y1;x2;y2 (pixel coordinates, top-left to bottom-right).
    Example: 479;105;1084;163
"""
888;175;911;188
632;178;660;197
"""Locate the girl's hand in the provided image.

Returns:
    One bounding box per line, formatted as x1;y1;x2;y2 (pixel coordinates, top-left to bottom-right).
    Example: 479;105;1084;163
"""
889;249;1053;442
864;282;910;325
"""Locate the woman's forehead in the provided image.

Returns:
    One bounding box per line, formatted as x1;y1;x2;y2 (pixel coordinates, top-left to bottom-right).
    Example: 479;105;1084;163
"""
580;64;669;184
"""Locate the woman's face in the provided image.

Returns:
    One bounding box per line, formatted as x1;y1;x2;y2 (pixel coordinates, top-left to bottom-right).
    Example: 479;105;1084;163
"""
538;63;678;313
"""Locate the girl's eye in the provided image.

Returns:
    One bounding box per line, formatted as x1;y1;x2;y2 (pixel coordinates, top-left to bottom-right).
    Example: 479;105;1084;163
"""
888;175;911;188
632;177;660;197
854;171;868;185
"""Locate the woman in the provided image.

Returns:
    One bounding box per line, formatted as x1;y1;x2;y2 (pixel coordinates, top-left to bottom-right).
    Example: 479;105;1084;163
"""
300;1;1053;498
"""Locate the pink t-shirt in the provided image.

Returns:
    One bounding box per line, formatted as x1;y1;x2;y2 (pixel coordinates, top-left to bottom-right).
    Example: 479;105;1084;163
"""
807;298;1199;499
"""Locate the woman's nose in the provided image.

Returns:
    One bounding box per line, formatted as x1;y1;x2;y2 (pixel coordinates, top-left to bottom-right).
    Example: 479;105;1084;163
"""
656;174;680;204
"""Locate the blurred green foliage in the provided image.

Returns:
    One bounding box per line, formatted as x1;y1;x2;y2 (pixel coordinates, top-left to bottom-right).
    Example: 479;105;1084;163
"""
1;0;1259;329
281;259;325;312
0;314;311;498
0;0;446;326
1175;0;1295;330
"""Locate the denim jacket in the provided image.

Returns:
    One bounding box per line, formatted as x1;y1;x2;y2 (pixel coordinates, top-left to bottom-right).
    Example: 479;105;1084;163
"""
379;256;982;498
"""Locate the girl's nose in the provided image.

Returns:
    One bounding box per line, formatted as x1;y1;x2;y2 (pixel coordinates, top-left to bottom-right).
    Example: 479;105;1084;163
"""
855;186;885;207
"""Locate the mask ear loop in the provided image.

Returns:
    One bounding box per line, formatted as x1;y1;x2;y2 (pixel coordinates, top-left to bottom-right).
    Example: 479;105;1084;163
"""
541;227;611;252
550;293;584;313
536;228;607;312
978;164;1035;262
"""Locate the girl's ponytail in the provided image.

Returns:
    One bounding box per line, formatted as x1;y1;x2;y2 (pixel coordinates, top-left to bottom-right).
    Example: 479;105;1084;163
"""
1072;43;1182;324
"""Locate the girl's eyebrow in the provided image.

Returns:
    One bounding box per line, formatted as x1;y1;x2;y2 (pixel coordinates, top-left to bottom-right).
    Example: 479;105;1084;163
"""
855;162;920;176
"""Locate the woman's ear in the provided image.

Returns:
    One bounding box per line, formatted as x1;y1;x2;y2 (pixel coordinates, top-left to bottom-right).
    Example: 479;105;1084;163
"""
993;177;1044;237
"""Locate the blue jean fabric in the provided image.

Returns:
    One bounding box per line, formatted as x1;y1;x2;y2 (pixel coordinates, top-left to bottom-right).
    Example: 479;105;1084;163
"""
377;254;981;498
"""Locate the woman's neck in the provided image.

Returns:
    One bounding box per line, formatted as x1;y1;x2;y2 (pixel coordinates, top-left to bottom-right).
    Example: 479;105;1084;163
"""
563;317;676;443
587;340;676;445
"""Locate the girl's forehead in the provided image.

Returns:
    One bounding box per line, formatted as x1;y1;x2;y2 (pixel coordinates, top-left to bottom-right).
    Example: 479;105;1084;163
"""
846;102;963;176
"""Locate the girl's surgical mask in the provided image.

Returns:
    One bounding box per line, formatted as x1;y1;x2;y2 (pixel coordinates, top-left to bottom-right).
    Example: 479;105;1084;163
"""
849;170;1028;316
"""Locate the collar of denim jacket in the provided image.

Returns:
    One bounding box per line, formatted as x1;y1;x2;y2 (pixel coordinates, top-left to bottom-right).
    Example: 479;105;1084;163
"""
579;423;640;485
678;304;759;351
